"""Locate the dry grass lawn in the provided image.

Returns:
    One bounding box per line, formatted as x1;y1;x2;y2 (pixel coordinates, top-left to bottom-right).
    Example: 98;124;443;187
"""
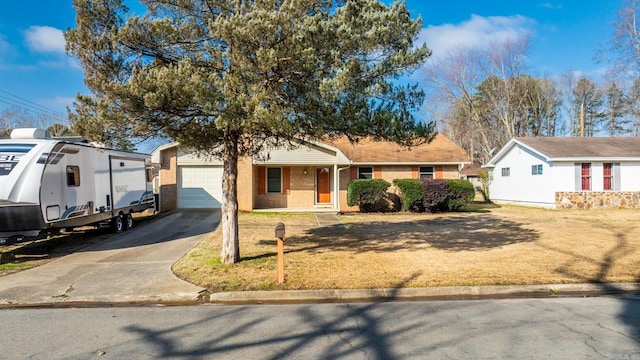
172;204;640;292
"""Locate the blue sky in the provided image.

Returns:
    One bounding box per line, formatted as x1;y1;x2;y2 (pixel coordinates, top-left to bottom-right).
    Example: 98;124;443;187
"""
0;0;624;126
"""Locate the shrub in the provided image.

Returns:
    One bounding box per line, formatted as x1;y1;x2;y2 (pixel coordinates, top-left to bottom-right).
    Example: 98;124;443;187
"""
422;178;449;212
445;179;475;211
478;168;491;202
347;179;391;212
393;179;424;212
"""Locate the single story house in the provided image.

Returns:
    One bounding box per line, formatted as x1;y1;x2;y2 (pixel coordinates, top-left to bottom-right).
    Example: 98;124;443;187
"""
152;134;470;212
483;137;640;209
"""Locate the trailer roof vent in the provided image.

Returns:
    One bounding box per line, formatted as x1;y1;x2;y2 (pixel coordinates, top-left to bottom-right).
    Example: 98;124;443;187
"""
10;128;50;140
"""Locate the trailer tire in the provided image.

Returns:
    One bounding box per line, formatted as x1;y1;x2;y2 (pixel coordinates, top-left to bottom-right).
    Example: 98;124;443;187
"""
113;215;124;233
124;213;134;231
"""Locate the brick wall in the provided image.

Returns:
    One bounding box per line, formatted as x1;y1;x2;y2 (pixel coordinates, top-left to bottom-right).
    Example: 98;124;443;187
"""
254;166;318;209
248;164;463;211
339;165;461;212
555;191;640;209
159;147;178;212
237;156;254;211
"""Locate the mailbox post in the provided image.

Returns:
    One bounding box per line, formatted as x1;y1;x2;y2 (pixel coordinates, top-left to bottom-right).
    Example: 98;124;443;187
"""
275;222;285;284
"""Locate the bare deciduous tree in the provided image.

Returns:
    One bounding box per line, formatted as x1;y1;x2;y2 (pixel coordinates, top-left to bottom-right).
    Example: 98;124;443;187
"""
596;0;640;74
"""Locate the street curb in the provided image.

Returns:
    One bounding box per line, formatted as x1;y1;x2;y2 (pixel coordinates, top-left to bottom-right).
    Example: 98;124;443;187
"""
1;283;638;309
209;283;640;305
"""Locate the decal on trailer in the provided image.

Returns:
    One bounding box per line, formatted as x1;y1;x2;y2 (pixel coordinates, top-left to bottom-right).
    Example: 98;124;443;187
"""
130;190;155;206
60;204;89;220
0;143;35;175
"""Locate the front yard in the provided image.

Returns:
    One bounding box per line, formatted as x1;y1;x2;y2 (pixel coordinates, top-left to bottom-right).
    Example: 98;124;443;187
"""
172;204;640;292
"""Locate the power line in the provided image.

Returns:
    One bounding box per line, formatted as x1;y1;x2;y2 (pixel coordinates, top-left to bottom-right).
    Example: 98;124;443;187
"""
0;89;66;117
0;89;68;122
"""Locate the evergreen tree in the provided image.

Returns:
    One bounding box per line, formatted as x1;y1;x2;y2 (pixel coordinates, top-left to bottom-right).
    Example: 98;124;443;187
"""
604;82;630;136
65;0;432;264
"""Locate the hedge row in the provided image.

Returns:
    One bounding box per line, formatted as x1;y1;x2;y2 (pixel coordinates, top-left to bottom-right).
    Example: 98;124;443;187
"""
349;178;475;213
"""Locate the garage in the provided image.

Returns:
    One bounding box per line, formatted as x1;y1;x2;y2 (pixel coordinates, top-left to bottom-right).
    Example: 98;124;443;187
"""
177;166;224;208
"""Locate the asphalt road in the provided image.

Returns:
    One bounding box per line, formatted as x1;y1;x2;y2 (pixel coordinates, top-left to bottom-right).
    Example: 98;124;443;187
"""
0;296;638;359
0;209;220;305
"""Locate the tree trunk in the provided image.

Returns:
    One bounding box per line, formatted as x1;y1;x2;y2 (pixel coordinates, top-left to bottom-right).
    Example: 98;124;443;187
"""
580;101;585;137
221;131;240;264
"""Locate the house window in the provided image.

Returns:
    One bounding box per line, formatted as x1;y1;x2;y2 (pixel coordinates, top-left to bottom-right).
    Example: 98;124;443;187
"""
603;163;613;190
531;164;543;175
501;167;510;177
581;163;591;190
66;166;80;187
358;166;373;179
267;167;282;193
419;166;434;179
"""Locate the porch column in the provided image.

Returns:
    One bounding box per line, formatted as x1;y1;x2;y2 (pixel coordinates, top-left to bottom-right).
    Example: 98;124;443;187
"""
333;164;339;210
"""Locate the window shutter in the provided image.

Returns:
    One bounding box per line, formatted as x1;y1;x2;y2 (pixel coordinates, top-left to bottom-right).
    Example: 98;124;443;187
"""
283;166;290;195
374;166;382;179
258;166;266;195
574;163;581;191
581;163;591;190
435;165;443;179
614;163;621;191
412;166;418;178
350;167;357;180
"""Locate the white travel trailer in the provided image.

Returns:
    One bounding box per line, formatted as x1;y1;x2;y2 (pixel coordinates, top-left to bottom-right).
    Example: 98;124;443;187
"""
0;128;155;243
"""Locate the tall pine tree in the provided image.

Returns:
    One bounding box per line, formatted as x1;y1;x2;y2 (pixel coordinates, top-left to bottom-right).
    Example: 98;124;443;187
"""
66;0;432;264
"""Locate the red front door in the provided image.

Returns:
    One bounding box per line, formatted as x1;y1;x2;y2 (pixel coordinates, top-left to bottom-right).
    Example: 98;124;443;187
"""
316;168;331;203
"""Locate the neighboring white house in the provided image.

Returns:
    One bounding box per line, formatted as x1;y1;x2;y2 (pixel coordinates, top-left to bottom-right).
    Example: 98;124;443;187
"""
483;137;640;209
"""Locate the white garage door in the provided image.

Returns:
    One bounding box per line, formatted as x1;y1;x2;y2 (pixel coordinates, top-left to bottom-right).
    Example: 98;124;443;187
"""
178;166;224;208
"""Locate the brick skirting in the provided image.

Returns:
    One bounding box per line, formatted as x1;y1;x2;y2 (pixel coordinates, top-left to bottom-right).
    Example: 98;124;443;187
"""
555;191;640;209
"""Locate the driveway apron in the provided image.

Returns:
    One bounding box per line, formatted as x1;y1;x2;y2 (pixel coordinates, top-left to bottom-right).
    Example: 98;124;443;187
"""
0;209;220;306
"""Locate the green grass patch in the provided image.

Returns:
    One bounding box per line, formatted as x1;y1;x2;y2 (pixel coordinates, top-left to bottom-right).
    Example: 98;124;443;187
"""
0;263;33;271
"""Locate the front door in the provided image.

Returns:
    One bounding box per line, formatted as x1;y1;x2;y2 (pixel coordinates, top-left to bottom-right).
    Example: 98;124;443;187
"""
316;167;331;204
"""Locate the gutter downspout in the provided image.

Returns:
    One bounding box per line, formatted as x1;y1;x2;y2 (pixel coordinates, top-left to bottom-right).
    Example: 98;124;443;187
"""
336;163;353;213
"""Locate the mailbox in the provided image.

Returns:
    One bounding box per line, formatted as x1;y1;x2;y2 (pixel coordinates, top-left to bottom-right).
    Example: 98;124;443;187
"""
275;222;285;239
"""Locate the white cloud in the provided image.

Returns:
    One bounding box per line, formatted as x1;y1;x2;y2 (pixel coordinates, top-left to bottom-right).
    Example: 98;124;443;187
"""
24;26;65;53
417;14;536;59
538;3;562;9
41;96;76;107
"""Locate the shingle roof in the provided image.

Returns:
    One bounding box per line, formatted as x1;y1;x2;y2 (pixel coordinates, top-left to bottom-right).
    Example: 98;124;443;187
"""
460;163;481;176
516;137;640;158
325;134;469;164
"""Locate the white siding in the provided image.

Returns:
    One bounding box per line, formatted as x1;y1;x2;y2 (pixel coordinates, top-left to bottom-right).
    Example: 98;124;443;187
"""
620;161;640;191
552;162;576;191
258;144;337;165
555;161;640;191
489;144;555;207
177;150;223;166
177;166;223;208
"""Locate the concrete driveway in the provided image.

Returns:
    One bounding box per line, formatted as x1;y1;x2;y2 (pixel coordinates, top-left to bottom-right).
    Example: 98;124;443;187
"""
0;209;220;306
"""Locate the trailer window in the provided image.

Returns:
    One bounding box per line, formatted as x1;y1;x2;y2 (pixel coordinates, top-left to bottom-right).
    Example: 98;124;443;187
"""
66;166;80;187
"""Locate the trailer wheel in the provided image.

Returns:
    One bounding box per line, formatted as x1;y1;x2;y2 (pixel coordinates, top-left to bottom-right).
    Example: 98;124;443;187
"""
112;215;124;233
124;213;134;230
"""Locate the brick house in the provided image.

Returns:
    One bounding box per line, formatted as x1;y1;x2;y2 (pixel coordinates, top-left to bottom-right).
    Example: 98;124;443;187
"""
151;134;470;212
